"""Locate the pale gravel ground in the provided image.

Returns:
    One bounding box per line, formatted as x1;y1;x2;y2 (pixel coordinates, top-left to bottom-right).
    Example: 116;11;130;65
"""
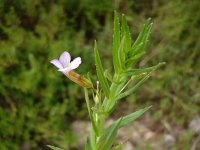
72;115;200;150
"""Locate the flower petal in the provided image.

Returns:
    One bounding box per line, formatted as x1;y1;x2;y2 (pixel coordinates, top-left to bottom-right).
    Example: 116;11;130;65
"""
59;51;71;67
50;59;63;69
58;67;72;74
70;57;81;70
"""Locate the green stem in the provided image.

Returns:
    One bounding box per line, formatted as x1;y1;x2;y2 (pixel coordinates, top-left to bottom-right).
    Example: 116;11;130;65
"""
84;88;99;137
104;74;120;112
84;88;92;119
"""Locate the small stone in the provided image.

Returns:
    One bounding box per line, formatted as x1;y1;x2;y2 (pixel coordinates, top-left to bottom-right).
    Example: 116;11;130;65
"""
163;134;175;148
144;131;155;140
123;141;133;150
72;120;91;147
189;115;200;134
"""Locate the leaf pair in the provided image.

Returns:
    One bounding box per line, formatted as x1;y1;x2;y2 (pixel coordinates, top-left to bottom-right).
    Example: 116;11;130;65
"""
112;12;153;71
112;12;132;73
126;18;153;67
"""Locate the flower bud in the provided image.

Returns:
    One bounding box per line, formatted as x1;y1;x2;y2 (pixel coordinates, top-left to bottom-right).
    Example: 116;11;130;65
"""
94;95;99;104
66;71;93;88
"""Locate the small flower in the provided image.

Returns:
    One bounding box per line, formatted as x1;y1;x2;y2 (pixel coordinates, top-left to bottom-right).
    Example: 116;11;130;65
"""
50;51;93;88
50;51;81;74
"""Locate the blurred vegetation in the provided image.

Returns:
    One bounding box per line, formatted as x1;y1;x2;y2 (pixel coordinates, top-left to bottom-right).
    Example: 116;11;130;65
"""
0;0;199;149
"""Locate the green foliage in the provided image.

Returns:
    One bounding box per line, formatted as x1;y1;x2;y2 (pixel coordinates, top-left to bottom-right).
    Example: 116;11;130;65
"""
0;0;109;149
83;12;162;150
136;0;200;124
0;0;199;149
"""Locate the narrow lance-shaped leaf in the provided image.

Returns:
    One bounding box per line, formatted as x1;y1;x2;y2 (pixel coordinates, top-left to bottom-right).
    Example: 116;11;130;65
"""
117;106;151;128
126;50;145;67
96;118;122;150
89;128;96;150
107;106;151;133
113;11;121;74
121;14;131;57
94;41;110;98
123;62;166;77
131;18;152;55
115;71;152;101
97;106;150;150
47;145;64;150
126;18;152;67
116;64;162;101
118;36;125;70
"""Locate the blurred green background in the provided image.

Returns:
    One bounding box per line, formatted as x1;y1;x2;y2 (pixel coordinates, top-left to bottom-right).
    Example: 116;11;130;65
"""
0;0;199;150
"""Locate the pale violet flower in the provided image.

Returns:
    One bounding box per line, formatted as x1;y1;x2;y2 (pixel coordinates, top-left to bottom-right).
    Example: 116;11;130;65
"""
50;51;81;74
50;51;92;88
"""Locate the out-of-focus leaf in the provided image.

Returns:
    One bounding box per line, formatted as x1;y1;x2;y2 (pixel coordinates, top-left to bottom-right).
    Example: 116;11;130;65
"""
85;138;92;150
